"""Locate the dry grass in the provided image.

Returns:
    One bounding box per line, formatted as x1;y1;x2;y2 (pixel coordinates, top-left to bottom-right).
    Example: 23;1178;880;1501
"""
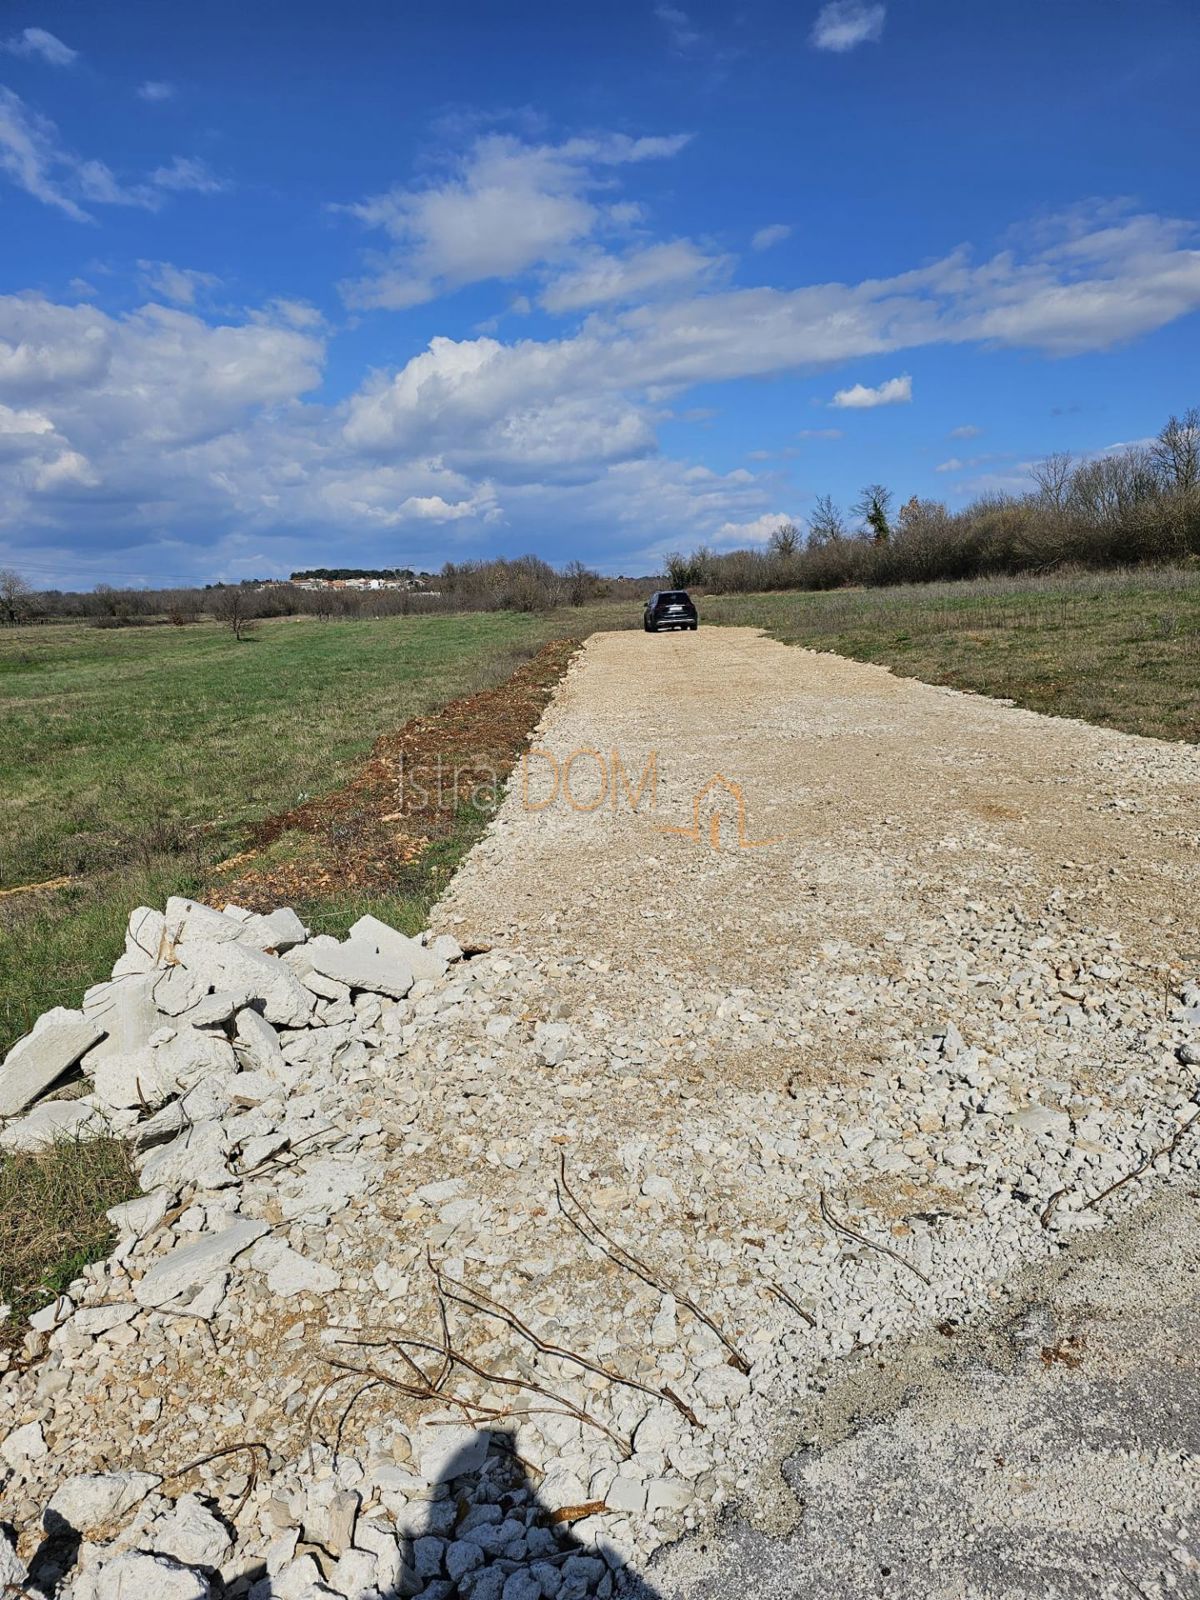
705;567;1200;744
0;1134;138;1341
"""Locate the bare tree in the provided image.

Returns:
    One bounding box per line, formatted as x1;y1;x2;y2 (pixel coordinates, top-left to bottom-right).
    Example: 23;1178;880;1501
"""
768;522;800;557
563;559;598;606
1031;451;1074;513
807;495;846;546
0;568;31;625
209;585;258;640
1152;407;1200;493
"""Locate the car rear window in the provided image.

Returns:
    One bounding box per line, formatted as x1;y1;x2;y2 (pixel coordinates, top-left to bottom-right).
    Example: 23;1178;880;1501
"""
658;592;690;603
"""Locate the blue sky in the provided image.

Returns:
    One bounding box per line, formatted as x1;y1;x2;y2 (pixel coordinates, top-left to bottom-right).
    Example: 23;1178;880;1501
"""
1;0;1198;586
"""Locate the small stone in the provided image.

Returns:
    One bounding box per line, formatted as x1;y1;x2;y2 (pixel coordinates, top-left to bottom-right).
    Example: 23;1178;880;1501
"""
265;1247;341;1298
1;1420;47;1469
133;1219;268;1310
148;1494;233;1569
606;1476;647;1514
411;1535;445;1578
48;1472;160;1532
445;1539;484;1582
73;1551;211;1600
419;1423;490;1484
1013;1105;1071;1139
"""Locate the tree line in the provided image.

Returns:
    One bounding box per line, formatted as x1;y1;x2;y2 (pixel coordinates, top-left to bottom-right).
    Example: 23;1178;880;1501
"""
665;409;1200;594
0;556;641;631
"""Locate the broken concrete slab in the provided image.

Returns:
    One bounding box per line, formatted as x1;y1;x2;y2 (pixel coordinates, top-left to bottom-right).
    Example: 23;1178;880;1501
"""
107;1189;172;1238
176;988;254;1028
0;1098;111;1152
132;1217;268;1309
150;1026;238;1097
91;1048;169;1112
0;1008;107;1118
223;905;307;953
175;940;315;1028
130;1099;189;1150
168;897;304;955
120;906;170;971
136;1119;233;1193
283;941;352;1000
307;939;416;999
166;895;261;946
256;1239;341;1297
349;914;447;981
233;1006;287;1075
81;974;160;1070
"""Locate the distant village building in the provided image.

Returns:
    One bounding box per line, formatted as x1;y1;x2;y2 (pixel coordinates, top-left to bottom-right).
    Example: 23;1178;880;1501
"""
286;571;432;594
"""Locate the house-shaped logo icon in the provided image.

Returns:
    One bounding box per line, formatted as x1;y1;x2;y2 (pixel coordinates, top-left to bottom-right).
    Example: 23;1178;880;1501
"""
657;772;781;851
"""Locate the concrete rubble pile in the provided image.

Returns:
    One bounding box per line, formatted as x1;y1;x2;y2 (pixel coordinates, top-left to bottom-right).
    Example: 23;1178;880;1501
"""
0;893;1198;1597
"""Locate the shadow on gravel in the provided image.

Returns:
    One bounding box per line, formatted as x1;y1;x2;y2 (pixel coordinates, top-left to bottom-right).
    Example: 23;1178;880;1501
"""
6;1429;669;1598
385;1427;665;1600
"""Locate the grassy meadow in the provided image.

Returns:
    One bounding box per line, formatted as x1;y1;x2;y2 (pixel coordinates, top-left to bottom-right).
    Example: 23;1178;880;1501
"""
0;606;631;1055
706;566;1200;744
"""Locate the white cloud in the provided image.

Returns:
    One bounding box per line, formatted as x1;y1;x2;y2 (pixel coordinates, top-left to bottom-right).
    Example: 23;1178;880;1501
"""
138;261;220;306
0;88;225;220
655;5;704;53
935;457;963;472
5;188;1200;583
3;27;77;66
751;223;791;251
949;423;982;438
342;332;656;480
541;240;724;312
34;449;98;491
338;130;691;309
149;156;225;194
829;373;912;408
0;87;91;220
0;401;54;438
712;511;797;547
810;2;886;52
798;426;844;439
138;80;176;102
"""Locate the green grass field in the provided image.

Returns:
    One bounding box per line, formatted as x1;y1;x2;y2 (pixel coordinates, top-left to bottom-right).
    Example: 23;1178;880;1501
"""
706;566;1200;744
0;607;630;1054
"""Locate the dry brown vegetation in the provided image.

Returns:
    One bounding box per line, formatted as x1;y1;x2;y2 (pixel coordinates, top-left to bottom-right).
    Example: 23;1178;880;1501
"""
0;1135;138;1342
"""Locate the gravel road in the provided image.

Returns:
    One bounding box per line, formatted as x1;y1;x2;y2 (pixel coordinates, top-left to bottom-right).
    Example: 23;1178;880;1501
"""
437;625;1200;1595
443;625;1198;1092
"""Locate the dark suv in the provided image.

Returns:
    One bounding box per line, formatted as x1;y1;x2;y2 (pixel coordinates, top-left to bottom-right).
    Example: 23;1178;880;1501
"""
643;589;699;632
